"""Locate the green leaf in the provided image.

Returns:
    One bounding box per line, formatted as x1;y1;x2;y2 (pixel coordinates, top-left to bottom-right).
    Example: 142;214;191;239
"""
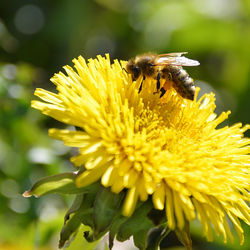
59;212;83;248
117;201;155;250
109;215;128;249
133;228;152;250
64;182;100;224
23;172;92;197
59;186;100;248
64;195;84;224
93;187;124;238
59;206;96;248
79;190;98;229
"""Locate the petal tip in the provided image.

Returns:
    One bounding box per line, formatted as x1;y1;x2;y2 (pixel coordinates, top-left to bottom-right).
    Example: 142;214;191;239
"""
22;191;32;198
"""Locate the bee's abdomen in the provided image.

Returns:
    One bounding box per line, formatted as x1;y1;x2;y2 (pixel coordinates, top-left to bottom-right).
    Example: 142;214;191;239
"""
170;67;195;100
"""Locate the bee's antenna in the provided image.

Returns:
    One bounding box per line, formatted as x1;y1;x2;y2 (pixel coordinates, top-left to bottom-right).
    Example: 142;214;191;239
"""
123;68;128;73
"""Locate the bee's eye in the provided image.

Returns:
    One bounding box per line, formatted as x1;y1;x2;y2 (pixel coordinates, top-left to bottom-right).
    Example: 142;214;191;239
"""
132;66;141;80
133;66;140;75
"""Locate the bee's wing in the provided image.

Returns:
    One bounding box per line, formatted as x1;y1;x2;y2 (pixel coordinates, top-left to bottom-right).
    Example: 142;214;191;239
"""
156;55;200;66
158;52;188;57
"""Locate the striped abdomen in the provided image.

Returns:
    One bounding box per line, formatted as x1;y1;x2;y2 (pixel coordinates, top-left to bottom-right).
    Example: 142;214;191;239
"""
167;66;196;100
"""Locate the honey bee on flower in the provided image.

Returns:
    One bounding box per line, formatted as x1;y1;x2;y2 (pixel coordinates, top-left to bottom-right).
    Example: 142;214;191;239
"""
126;52;199;100
28;54;250;249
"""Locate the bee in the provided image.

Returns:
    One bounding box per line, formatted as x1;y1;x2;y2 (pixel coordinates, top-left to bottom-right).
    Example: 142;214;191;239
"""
126;52;200;100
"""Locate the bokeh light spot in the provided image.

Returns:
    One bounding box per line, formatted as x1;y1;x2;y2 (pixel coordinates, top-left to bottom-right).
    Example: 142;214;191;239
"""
85;35;115;57
2;64;17;80
1;179;19;198
9;196;30;214
14;5;45;34
8;84;24;99
28;147;55;164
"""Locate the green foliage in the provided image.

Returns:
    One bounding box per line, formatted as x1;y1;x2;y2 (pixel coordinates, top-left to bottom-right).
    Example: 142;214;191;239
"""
116;201;155;249
93;187;124;237
23;172;93;197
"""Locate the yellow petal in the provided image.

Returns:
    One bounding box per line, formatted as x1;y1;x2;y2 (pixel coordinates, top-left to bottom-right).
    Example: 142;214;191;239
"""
152;182;165;210
122;187;138;217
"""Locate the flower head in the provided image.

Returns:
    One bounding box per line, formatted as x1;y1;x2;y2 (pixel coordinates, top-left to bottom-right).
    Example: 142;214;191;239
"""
32;54;250;245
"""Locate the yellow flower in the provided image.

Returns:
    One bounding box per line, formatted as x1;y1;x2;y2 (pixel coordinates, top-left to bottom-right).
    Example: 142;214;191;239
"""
32;54;250;245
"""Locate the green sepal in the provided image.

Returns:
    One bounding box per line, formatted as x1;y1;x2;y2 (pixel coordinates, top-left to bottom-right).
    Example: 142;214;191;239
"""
59;183;100;248
64;195;84;224
93;187;124;239
146;226;171;250
64;183;100;224
59;209;86;248
175;221;192;250
109;215;128;249
78;185;100;229
23;172;91;197
116;201;154;250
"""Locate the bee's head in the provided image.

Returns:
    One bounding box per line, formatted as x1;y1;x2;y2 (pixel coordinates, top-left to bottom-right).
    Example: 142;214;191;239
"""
126;59;141;81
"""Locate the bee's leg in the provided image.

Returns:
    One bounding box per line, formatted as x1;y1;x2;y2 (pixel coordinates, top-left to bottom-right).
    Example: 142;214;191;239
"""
160;87;166;97
159;72;172;97
156;72;161;90
138;75;145;93
153;72;161;95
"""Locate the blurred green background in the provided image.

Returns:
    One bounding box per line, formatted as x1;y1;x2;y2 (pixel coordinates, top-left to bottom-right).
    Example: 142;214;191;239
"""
0;0;249;249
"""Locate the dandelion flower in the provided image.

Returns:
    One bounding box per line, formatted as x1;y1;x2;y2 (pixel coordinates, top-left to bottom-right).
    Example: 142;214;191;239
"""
31;54;250;245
